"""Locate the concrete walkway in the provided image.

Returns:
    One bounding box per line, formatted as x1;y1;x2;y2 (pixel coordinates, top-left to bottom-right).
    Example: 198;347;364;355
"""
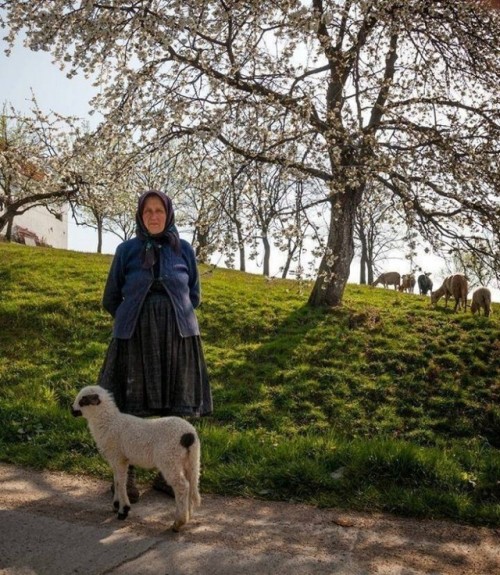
0;463;498;575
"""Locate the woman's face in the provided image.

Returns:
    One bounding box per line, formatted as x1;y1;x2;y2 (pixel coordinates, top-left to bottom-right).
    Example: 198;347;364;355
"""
142;195;167;235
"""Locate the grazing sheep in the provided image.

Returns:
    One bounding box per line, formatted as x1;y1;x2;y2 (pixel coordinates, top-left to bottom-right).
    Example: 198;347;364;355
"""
72;385;201;532
417;273;433;296
399;273;416;293
470;287;492;317
431;274;468;312
372;271;401;290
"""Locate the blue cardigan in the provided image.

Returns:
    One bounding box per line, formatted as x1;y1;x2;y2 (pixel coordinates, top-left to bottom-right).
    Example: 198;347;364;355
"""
102;237;201;339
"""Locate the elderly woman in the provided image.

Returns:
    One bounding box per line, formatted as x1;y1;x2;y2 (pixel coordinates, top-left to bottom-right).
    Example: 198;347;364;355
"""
98;190;212;501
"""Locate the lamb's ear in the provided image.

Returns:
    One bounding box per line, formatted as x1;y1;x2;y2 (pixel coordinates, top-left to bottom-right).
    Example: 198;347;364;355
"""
79;394;101;407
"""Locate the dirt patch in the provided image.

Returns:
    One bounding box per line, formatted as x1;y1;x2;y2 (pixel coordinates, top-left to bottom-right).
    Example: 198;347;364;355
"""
0;463;498;574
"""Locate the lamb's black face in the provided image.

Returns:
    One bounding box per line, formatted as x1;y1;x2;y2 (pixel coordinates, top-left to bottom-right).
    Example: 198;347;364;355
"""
78;394;101;407
71;391;102;417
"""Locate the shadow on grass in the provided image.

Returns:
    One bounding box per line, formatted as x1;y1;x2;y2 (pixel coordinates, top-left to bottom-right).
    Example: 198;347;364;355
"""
208;303;355;430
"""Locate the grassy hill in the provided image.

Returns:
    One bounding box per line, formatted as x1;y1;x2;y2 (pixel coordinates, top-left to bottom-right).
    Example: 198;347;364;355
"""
0;242;499;526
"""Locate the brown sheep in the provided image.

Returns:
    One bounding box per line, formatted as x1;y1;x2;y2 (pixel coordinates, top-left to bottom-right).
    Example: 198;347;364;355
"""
399;274;416;293
470;287;492;317
372;272;401;290
431;274;468;312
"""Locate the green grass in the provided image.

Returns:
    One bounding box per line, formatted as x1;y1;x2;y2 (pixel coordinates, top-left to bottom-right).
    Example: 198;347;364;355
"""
0;242;499;526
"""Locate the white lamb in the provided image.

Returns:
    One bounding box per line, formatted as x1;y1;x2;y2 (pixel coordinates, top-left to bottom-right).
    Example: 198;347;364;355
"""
72;385;201;531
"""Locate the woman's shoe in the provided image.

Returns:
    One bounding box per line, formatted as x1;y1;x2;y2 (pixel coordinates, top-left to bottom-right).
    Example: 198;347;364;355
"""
152;472;175;497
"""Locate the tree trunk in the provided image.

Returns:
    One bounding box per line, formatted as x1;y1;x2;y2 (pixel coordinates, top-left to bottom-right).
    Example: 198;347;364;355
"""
5;216;14;241
262;234;271;277
96;218;103;254
282;240;294;279
308;189;361;307
367;249;375;285
238;243;246;272
235;220;246;272
360;253;367;285
194;226;210;263
356;216;367;284
359;230;368;285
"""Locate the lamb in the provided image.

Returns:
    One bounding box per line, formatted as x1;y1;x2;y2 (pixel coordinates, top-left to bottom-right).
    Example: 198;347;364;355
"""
417;273;433;296
431;274;468;312
71;385;201;531
399;273;416;293
372;271;401;290
470;287;492;317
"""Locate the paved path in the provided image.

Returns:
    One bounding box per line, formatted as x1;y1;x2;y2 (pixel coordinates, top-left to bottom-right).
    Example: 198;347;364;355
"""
0;463;498;574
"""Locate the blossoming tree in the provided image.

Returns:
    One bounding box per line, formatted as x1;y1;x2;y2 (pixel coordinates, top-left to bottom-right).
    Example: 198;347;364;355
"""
0;104;85;236
2;1;498;305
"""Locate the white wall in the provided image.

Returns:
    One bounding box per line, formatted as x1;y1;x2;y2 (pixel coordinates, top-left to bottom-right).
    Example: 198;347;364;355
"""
13;205;68;249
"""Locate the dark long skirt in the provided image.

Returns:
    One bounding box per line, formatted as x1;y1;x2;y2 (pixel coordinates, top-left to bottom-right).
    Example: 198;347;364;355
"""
98;291;212;417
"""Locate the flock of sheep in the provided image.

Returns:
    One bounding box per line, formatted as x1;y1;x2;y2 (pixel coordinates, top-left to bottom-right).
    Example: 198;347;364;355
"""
372;271;492;317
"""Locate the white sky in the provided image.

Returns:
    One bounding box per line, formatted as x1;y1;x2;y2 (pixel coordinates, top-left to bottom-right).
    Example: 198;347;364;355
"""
1;34;498;300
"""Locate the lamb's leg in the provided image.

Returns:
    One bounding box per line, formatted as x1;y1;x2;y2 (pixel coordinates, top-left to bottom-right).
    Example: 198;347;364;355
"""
112;462;131;520
187;450;201;516
162;469;190;532
189;480;201;518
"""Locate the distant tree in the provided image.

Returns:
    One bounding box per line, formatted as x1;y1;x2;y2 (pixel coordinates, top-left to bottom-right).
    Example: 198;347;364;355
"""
104;143;189;244
221;163;252;272
103;205;136;242
3;2;499;305
68;128;140;253
243;163;294;277
171;145;230;263
0;103;84;236
132;146;180;194
187;189;223;264
445;233;498;288
276;179;314;280
355;184;405;285
203;152;253;272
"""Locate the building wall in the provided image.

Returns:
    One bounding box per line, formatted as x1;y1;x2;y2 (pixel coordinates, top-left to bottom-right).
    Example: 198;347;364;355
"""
12;204;68;249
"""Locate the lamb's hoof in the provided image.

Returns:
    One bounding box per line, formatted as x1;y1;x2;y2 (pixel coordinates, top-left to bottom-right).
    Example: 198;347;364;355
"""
117;506;130;520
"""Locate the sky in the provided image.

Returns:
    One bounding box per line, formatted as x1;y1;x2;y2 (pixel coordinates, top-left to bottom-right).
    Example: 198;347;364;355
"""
1;32;498;300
